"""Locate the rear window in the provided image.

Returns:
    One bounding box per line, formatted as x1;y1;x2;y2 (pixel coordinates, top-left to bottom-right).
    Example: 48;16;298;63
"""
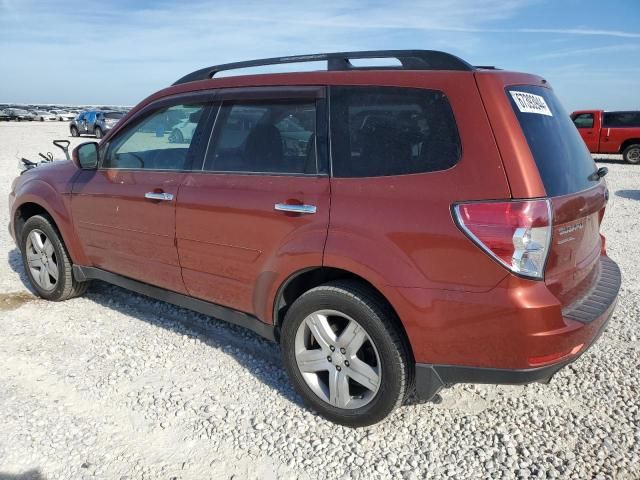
603;111;640;128
330;86;460;177
105;112;124;119
507;86;597;197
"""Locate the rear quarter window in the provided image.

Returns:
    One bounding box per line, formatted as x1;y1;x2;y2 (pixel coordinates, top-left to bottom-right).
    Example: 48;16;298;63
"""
507;86;598;197
330;86;461;177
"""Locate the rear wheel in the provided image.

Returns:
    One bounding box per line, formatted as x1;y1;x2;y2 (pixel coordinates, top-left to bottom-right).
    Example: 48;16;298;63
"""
94;127;103;139
280;280;410;427
70;126;79;137
20;215;89;301
623;144;640;164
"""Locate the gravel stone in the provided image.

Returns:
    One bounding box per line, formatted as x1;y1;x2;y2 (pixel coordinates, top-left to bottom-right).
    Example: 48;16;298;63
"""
0;126;638;479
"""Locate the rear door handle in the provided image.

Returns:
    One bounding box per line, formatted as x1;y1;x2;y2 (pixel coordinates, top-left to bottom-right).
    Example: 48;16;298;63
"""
274;203;316;214
145;192;174;201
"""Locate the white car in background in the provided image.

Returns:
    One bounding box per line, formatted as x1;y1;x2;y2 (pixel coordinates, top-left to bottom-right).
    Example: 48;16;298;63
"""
32;110;58;121
168;109;202;144
49;110;75;121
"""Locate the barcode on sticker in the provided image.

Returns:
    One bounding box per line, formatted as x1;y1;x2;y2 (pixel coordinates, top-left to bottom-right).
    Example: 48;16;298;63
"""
510;91;553;116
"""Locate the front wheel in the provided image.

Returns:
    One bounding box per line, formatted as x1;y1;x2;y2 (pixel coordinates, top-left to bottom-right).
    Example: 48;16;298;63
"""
20;215;89;301
70;126;79;137
623;144;640;164
168;128;184;143
280;280;410;427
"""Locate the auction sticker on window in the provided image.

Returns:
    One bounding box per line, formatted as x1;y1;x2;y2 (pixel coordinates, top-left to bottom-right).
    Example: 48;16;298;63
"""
509;90;553;116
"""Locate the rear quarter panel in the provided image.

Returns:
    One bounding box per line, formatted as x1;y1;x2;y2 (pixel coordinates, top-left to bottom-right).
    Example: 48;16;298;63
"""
473;71;549;198
324;72;512;293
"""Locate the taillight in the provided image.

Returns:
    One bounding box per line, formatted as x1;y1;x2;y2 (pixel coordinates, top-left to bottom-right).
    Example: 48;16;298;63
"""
453;199;552;279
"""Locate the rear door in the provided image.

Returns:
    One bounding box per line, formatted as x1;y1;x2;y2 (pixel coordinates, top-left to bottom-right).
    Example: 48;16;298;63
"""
72;100;213;294
175;87;330;319
505;86;606;307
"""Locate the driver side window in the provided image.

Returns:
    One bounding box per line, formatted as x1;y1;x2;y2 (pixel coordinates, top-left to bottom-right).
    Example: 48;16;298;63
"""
572;113;594;129
102;103;208;170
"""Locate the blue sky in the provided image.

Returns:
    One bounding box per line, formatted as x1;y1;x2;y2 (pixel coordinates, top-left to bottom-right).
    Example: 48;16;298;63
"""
1;0;638;111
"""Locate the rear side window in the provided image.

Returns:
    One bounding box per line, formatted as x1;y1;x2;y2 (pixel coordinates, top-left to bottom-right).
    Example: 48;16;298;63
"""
572;113;594;129
105;112;124;120
203;101;317;174
603;111;640;128
507;86;598;197
330;86;460;177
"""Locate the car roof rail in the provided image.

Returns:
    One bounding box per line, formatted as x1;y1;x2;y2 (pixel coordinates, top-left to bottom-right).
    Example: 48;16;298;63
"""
172;49;475;85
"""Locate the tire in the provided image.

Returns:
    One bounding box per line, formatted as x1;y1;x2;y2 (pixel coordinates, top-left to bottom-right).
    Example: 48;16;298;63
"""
70;126;79;137
168;128;184;144
280;280;410;427
622;144;640;164
20;215;89;301
94;127;103;139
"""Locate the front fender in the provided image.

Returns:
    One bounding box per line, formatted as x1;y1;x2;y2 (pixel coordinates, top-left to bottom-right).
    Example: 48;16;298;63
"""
12;178;89;265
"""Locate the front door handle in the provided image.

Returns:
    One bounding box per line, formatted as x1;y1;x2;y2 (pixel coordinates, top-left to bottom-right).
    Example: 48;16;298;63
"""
145;192;174;201
274;203;316;214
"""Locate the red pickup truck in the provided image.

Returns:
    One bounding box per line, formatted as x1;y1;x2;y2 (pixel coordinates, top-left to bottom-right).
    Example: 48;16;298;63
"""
571;110;640;164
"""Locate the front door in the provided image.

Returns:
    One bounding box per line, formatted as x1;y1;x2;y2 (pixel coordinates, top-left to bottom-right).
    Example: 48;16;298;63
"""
176;89;330;318
572;112;598;151
72;101;212;294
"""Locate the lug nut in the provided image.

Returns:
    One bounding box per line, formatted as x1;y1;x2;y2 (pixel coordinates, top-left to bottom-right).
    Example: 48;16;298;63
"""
327;356;332;362
340;348;346;354
336;365;342;371
344;360;350;367
329;346;335;352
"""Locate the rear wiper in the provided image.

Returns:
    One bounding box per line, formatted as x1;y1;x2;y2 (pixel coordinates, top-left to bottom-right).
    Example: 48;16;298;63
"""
589;166;608;181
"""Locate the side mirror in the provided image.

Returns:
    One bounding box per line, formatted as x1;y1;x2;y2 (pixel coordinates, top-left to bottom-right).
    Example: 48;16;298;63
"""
72;142;99;169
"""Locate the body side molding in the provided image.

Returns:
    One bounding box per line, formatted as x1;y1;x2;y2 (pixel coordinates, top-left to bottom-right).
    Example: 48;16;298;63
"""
73;266;276;341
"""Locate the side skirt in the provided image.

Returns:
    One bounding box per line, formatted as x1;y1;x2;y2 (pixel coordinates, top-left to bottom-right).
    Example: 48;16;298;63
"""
73;265;276;342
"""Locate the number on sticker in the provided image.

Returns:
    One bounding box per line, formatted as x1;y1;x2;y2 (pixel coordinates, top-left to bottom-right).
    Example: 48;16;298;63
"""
510;91;553;116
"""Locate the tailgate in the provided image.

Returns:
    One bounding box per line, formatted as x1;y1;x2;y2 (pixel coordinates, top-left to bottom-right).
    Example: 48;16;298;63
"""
501;84;619;311
545;183;608;308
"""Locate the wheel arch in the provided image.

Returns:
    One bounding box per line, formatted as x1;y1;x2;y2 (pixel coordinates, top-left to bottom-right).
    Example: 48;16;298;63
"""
12;189;89;266
13;201;50;242
272;266;415;363
620;138;640;153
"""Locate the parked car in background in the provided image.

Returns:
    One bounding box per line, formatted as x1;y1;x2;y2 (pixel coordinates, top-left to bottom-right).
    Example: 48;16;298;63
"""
70;110;125;138
571;110;640;164
4;108;34;121
168;108;202;143
32;110;58;121
49;110;75;122
0;109;14;121
9;50;620;427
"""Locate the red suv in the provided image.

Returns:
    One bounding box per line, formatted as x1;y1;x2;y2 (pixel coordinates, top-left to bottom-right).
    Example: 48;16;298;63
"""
8;50;621;427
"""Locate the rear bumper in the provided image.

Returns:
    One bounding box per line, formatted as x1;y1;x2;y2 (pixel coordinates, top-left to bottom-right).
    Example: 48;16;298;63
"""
412;256;620;401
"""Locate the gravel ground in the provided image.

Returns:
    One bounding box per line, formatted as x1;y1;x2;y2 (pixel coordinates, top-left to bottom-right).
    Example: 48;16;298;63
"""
0;122;639;480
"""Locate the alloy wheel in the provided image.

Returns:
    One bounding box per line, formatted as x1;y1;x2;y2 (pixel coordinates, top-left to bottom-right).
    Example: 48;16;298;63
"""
294;309;381;409
25;229;59;291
